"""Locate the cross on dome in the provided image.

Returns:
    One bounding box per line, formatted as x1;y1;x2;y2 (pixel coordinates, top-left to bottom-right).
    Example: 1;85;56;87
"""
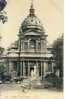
29;0;35;16
20;0;45;34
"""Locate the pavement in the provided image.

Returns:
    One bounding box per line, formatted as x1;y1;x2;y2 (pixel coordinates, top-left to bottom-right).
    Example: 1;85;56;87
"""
0;83;63;99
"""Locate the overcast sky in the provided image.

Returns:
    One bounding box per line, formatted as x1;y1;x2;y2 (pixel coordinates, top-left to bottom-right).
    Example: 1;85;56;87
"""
0;0;64;48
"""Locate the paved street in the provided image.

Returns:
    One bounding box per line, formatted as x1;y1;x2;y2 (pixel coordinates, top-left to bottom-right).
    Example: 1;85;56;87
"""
0;83;63;99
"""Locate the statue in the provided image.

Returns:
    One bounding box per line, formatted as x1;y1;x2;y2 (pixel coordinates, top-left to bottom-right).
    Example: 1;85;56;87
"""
30;65;41;87
31;65;38;81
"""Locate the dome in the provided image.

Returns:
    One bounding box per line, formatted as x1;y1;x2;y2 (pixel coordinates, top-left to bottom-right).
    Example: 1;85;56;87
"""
21;15;44;33
19;2;45;35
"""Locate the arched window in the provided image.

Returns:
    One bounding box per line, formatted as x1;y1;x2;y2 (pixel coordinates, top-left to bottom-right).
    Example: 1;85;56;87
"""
38;41;41;50
24;41;28;49
29;39;36;49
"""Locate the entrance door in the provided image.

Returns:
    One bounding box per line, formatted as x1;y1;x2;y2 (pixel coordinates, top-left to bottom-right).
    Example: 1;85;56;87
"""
29;61;36;76
30;63;34;76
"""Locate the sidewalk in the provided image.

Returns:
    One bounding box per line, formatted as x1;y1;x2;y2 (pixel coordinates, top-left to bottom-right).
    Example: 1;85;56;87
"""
0;88;63;99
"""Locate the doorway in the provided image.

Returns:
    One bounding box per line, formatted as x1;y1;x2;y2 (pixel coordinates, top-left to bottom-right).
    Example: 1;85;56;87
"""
29;61;36;76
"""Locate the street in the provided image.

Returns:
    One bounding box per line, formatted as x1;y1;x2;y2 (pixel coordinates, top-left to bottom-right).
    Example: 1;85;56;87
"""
0;83;63;99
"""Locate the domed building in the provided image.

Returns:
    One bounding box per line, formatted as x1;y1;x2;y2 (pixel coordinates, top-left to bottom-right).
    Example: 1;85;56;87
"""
5;2;55;79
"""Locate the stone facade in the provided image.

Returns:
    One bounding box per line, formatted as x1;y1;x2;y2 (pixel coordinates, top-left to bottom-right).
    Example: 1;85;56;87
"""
3;2;54;79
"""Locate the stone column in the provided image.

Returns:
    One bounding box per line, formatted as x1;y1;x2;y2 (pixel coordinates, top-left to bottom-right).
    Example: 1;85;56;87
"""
44;62;48;75
22;61;23;76
36;61;39;77
52;62;55;73
41;39;44;53
28;60;30;77
28;40;29;51
9;61;13;74
41;38;47;53
20;61;23;76
17;62;19;76
41;61;43;77
23;61;26;76
36;40;38;52
41;61;44;80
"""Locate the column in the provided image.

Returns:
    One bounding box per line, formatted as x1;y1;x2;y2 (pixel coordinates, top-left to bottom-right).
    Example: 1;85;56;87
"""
41;61;43;77
17;61;22;76
36;40;38;52
52;62;55;73
41;39;44;52
23;61;26;76
41;39;47;53
28;40;29;51
22;61;23;76
17;62;19;76
20;61;23;76
36;61;39;77
41;61;44;80
9;61;13;74
28;60;30;77
44;62;48;75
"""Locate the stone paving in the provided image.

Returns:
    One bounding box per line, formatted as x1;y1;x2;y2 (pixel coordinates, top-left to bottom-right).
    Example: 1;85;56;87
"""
0;83;63;99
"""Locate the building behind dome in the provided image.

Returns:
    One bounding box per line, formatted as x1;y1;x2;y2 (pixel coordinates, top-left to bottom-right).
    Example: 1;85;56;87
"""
3;1;55;79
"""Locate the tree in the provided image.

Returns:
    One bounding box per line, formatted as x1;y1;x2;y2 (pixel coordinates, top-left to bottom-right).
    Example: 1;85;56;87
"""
0;0;7;75
0;46;4;55
0;64;6;73
52;35;63;77
7;40;19;51
0;0;7;23
0;0;7;11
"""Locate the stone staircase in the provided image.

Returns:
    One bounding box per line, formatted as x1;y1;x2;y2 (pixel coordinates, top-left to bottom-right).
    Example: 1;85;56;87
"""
30;77;53;89
31;77;42;89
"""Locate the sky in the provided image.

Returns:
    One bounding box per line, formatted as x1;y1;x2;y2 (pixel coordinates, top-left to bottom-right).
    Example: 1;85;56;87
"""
0;0;64;48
